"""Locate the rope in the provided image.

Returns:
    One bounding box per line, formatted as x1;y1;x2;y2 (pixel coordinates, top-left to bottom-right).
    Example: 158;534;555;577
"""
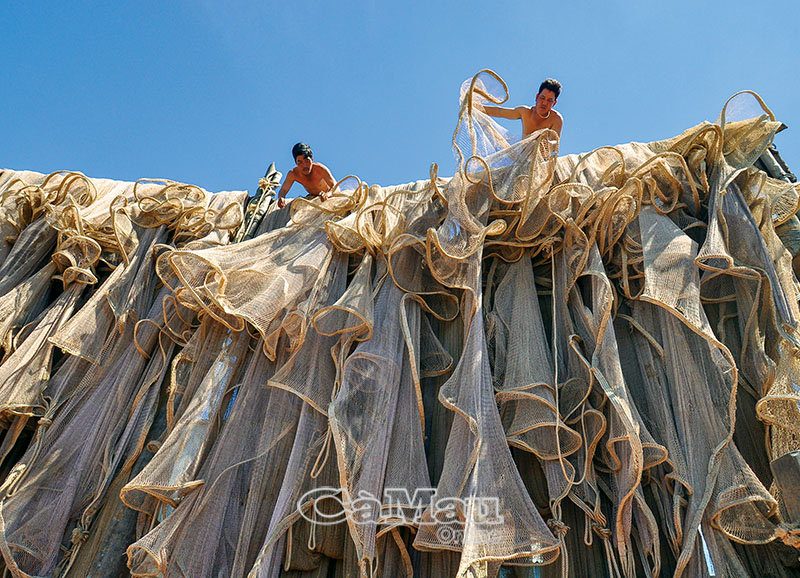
310;425;334;479
307;502;318;551
776;526;800;549
548;516;570;578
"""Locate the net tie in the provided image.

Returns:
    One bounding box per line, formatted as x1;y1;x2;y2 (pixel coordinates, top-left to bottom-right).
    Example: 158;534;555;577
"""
584;516;613;545
70;527;90;545
777;526;800;549
547;518;570;537
548;518;570;578
592;522;613;541
56;523;91;578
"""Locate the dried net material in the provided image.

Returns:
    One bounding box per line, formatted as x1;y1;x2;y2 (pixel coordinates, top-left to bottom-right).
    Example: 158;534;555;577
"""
121;321;251;513
0;71;797;578
325;255;433;574
124;338;298;577
488;256;582;461
0;169;246;576
154;209;337;360
0;284;181;577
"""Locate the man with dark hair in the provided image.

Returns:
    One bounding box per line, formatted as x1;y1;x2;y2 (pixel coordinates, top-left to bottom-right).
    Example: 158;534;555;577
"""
276;142;336;209
479;78;563;138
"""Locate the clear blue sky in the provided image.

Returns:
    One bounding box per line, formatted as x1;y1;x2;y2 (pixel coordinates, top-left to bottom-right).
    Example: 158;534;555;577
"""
2;1;797;197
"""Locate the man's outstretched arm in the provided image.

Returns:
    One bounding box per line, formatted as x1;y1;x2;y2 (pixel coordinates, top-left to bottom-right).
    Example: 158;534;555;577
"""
477;104;525;120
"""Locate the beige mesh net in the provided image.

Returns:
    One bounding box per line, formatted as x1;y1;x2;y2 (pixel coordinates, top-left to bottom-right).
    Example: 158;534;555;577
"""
0;70;797;578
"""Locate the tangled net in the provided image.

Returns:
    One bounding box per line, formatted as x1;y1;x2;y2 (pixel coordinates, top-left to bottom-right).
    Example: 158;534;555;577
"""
0;70;798;578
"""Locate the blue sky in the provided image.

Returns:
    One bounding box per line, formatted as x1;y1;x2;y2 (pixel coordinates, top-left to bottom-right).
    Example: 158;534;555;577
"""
2;1;797;197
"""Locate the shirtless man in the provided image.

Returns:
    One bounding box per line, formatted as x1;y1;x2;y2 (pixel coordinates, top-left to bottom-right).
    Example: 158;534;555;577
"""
276;142;336;209
480;78;563;138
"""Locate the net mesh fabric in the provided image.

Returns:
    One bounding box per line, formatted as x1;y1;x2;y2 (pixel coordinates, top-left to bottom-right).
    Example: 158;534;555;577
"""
0;72;797;577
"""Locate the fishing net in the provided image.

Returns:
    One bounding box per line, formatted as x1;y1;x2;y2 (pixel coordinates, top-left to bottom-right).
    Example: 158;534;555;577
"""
0;70;797;578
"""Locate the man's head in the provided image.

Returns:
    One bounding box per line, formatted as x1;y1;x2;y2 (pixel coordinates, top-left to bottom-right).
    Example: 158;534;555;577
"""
535;78;561;118
292;142;314;175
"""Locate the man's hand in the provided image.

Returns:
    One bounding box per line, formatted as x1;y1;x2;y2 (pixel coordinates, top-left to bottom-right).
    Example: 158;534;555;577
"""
319;191;330;202
277;196;286;209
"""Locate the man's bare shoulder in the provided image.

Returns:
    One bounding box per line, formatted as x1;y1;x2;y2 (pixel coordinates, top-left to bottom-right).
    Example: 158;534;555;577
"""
313;163;335;182
519;105;536;118
550;109;564;134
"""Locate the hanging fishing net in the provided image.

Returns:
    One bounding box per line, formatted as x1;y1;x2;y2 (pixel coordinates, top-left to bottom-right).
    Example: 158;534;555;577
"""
0;70;797;577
